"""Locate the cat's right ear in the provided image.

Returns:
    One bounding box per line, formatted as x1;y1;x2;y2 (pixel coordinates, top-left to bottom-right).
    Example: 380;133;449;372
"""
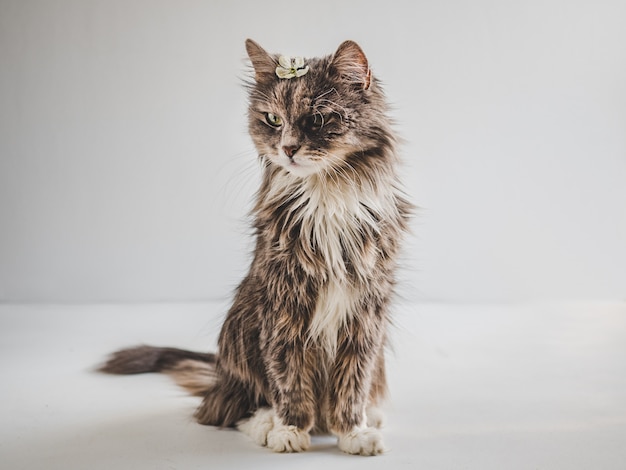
245;39;277;84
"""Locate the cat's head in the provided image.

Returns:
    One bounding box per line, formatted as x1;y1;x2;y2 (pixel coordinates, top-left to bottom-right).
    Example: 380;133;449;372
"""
245;39;391;179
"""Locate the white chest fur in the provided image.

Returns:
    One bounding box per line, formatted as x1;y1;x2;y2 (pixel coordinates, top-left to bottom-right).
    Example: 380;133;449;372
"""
298;177;382;355
308;279;358;356
265;171;393;356
299;176;380;279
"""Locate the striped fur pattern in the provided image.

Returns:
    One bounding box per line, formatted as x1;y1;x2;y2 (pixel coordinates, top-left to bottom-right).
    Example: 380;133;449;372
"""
101;39;411;456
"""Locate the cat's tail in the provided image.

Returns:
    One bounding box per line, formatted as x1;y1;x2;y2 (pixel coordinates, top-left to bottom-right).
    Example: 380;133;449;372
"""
99;345;217;396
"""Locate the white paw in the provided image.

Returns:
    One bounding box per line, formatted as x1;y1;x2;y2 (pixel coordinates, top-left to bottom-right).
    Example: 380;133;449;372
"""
366;406;385;429
238;408;310;453
266;415;311;453
237;408;275;446
337;426;385;456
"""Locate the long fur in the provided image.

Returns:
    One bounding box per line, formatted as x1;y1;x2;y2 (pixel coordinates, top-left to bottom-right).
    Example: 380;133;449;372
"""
101;39;411;456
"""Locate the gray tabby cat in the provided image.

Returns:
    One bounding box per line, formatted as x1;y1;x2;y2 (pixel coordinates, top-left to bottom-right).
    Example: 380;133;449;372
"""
101;39;411;456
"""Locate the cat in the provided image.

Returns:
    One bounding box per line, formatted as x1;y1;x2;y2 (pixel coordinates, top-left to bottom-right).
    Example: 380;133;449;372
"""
101;39;411;456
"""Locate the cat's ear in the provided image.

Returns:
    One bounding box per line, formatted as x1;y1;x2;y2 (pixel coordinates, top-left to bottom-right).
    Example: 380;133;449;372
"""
331;40;372;90
245;39;277;84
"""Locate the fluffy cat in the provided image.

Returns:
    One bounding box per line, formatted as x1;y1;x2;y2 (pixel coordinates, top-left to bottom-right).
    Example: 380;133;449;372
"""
101;39;411;456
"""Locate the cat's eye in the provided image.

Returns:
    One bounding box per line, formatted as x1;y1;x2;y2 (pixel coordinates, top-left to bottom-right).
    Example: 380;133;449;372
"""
306;112;330;131
308;113;324;130
265;113;282;127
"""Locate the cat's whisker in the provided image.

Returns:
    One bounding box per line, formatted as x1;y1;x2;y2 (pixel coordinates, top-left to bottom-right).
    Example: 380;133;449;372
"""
214;149;260;204
249;88;272;102
324;151;360;185
317;98;348;122
313;87;339;102
313;109;326;129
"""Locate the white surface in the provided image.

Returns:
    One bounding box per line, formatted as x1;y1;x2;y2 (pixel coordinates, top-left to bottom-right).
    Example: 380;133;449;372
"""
1;1;626;303
1;301;625;469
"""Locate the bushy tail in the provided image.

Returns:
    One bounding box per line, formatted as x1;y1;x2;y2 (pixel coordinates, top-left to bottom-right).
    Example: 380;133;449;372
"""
100;345;217;396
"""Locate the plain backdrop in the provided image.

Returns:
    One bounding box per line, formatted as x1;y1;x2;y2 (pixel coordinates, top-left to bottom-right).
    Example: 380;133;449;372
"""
1;0;625;303
1;3;626;468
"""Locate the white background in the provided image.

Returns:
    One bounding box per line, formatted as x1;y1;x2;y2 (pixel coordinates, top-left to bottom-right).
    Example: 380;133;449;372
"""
1;4;625;468
1;0;625;303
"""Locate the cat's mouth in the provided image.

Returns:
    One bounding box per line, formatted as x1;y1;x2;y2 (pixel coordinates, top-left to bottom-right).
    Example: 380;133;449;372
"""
278;154;319;178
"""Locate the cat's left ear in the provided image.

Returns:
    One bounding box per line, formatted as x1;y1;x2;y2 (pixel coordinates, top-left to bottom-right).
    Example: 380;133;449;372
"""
331;40;372;90
245;39;277;84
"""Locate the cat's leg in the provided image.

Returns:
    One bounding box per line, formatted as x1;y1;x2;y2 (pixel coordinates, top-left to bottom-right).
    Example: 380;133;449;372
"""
263;356;316;452
331;387;386;456
237;340;316;453
258;333;319;452
328;314;387;456
366;344;387;429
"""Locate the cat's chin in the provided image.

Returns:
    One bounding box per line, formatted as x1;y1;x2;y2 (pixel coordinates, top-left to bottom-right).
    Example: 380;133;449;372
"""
280;162;320;179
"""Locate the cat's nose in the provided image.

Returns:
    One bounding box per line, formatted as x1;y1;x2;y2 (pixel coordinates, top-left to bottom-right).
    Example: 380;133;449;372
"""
282;145;300;158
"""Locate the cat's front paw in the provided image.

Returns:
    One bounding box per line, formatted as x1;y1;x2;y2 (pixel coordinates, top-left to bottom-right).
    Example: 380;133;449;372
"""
237;408;275;446
337;426;385;456
266;420;311;453
239;408;310;453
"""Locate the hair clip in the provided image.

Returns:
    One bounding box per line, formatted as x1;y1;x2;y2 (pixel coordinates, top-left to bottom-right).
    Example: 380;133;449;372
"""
275;55;309;79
